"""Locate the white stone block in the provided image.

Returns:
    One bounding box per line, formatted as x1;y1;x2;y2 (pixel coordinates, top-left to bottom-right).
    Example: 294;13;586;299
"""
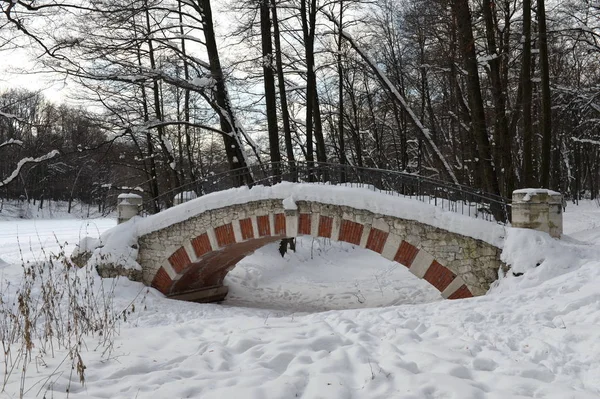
381;233;402;261
311;212;320;237
359;224;371;248
285;212;298;238
206;227;219;250
328;215;341;241
372;218;389;232
441;276;465;299
410;250;434;279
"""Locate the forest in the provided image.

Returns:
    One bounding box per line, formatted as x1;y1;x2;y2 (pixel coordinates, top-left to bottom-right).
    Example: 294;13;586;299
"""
1;0;599;211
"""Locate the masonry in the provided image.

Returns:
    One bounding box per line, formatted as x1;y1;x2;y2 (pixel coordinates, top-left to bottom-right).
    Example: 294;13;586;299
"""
137;197;505;302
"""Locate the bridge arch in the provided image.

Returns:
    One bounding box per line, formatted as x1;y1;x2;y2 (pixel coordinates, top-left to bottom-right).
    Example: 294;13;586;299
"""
137;193;504;303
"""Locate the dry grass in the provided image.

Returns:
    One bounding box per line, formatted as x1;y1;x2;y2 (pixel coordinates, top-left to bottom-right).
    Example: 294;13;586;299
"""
0;237;144;398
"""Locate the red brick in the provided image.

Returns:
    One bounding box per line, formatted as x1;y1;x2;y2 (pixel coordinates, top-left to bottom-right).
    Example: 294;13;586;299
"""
448;284;473;300
239;218;254;240
274;213;286;235
318;216;333;238
170;264;202;294
214;223;236;247
423;260;456;292
191;233;212;258
366;228;389;253
151;267;173;294
339;219;363;245
394;241;419;268
298;213;311;235
168;247;191;273
257;215;271;237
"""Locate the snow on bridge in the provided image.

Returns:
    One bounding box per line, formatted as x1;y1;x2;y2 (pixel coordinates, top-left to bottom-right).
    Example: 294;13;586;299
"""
85;183;507;302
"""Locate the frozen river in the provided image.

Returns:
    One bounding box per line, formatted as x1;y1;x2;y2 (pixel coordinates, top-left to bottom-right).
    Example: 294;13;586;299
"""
0;218;116;264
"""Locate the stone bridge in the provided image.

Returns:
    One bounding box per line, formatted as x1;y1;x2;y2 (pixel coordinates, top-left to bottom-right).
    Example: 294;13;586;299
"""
135;185;505;302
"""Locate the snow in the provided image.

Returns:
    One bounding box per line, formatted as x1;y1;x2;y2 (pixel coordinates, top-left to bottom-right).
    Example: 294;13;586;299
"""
0;198;111;221
131;183;506;247
572;137;600;146
0;138;23;148
0;149;60;187
1;199;600;398
224;236;442;311
117;193;142;200
191;76;216;88
0;218;116;265
86;219;143;272
282;194;297;210
513;188;562;200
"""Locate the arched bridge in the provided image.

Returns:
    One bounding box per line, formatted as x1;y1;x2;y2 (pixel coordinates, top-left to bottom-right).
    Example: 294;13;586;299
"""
135;183;506;303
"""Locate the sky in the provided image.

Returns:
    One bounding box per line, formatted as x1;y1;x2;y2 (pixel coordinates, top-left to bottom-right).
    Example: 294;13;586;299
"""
1;46;70;103
0;0;242;106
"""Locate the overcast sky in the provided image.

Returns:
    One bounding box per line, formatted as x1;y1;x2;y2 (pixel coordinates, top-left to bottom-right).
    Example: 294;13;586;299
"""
1;45;70;103
0;0;245;106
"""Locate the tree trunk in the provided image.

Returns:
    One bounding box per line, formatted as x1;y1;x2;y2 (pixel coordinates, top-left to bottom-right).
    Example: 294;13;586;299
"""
260;0;281;179
521;0;534;187
300;0;314;169
451;0;500;197
271;0;296;180
537;0;552;188
145;5;180;193
337;0;346;176
178;0;196;183
482;0;513;196
197;0;252;185
133;8;159;212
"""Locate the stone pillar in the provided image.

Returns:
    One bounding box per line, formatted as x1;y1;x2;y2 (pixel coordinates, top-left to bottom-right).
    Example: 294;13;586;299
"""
547;191;564;238
117;193;143;224
511;189;563;238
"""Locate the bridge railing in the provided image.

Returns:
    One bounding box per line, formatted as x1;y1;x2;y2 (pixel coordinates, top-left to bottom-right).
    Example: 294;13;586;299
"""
141;162;510;223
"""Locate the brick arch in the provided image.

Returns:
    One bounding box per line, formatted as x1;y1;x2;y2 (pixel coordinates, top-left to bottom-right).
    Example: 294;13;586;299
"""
139;200;503;303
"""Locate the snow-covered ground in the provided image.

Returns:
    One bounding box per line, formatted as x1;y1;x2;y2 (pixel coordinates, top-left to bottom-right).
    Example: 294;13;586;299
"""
1;199;600;398
0;219;116;266
224;237;442;311
0;199;110;222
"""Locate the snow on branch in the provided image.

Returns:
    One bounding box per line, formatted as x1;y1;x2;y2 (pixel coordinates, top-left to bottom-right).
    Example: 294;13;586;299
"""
572;137;600;146
0;139;24;150
0;110;28;124
0;150;60;188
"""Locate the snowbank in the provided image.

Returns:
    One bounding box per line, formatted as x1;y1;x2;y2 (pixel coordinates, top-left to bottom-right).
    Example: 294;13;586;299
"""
2;191;600;398
77;219;143;278
490;227;600;294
